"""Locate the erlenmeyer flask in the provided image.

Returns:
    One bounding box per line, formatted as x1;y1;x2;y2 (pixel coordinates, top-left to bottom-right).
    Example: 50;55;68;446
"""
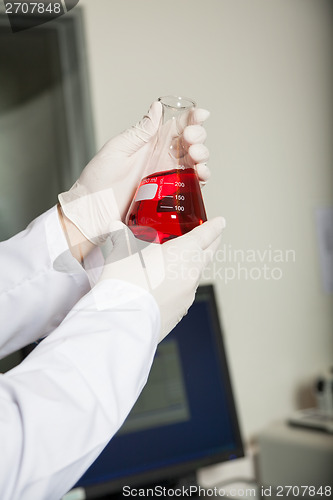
126;96;207;244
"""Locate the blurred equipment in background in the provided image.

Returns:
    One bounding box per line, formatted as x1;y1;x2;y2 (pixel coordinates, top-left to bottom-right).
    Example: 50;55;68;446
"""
256;421;333;498
315;366;333;414
257;368;333;498
288;367;333;434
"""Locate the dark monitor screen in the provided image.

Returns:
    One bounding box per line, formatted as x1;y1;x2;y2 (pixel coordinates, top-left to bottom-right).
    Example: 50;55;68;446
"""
73;284;243;498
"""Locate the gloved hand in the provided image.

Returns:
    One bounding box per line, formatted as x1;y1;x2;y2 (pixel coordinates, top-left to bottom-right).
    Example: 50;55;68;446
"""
96;217;225;342
58;101;211;245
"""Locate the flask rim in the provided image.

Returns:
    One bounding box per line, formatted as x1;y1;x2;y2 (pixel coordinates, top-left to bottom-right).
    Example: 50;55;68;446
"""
158;95;196;110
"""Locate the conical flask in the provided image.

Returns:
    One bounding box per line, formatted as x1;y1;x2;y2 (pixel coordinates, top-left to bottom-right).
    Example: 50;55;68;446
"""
126;96;207;243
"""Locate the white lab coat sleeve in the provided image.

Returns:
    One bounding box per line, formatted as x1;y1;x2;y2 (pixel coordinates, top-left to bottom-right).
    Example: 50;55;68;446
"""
0;205;104;359
0;279;160;500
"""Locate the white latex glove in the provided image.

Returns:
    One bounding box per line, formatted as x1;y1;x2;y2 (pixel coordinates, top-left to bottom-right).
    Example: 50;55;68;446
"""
58;102;211;245
97;217;225;342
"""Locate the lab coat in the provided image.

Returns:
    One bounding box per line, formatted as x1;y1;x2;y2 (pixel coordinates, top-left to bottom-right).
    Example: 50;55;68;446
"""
0;206;160;500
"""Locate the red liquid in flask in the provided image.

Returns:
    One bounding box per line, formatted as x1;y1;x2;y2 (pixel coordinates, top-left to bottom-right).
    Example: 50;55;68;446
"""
127;168;207;243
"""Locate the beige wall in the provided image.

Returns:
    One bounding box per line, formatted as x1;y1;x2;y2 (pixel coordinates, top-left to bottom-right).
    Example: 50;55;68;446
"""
79;0;333;441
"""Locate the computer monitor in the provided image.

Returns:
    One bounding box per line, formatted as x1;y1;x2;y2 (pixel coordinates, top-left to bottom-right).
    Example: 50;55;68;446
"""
72;284;244;499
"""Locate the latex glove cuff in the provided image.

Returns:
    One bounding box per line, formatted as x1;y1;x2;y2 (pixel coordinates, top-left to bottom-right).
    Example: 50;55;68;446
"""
58;185;120;245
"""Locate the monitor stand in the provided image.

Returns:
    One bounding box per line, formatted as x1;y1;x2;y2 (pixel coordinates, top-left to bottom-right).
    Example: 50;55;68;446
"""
94;472;202;499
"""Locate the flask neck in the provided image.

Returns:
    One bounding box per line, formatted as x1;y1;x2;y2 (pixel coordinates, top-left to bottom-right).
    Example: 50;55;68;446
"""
159;95;196;127
152;96;196;173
